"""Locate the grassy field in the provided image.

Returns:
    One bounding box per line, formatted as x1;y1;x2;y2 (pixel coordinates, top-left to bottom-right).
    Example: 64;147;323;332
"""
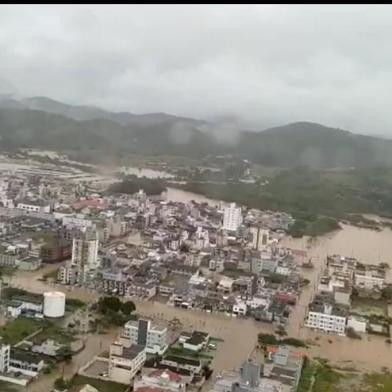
70;375;128;392
30;324;75;345
0;317;43;345
361;371;392;391
351;297;388;317
298;358;392;392
0;381;24;392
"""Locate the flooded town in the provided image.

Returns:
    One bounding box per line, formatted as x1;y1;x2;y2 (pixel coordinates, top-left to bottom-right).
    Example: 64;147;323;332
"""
0;150;388;392
2;5;392;391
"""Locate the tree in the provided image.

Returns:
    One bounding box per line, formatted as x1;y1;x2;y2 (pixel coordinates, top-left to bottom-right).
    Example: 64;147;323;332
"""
121;301;136;315
54;377;71;391
98;296;121;313
257;333;278;346
275;325;287;337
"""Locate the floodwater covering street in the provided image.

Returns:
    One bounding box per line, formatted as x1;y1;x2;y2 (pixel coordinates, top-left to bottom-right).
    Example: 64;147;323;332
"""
5;220;391;391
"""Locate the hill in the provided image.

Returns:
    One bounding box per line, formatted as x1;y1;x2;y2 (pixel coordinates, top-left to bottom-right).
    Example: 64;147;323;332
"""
19;96;206;127
1;98;392;168
234;122;392;168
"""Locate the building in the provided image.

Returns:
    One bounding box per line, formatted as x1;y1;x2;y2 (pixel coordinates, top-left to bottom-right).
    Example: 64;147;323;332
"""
16;199;51;213
354;265;385;290
62;215;93;229
134;369;187;392
180;331;209;352
264;346;304;391
127;282;157;299
306;293;348;335
17;256;42;271
108;342;146;384
222;203;242;232
9;348;44;375
0;344;10;373
6;292;43;317
211;359;282;392
71;227;99;270
121;319;168;355
250;227;269;251
161;356;202;375
40;237;71;263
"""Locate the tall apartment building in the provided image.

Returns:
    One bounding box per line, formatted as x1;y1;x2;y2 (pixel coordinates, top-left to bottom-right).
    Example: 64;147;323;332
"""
250;227;269;250
121;319;168;355
71;227;99;270
108;342;146;384
0;344;10;373
222;203;242;232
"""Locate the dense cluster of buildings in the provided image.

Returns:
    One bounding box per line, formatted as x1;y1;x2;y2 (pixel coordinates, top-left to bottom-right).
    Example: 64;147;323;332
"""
211;346;304;392
0;167;300;325
305;255;388;336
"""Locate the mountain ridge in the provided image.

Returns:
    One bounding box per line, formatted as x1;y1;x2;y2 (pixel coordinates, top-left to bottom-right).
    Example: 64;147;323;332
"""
0;96;391;168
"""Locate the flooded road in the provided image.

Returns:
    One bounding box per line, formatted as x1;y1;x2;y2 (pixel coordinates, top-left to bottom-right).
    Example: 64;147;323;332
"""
10;222;392;389
282;223;392;371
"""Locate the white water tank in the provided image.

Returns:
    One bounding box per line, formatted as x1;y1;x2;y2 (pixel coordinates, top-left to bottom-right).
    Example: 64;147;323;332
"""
43;291;66;318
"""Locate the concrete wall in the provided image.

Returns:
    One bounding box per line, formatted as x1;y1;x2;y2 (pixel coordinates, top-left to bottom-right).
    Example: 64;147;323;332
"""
0;374;29;386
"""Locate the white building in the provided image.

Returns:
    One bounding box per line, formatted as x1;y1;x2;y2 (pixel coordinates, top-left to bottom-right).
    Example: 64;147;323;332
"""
108;342;146;385
347;316;367;333
0;344;10;373
121;319;168;355
71;228;99;270
7;298;43;318
354;268;385;290
222;203;242;232
232;301;248;316
306;297;348;336
16;200;51;213
62;214;92;229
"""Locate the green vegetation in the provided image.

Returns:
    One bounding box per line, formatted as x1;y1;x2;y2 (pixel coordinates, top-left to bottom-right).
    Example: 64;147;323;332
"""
0;381;23;392
31;323;75;345
0;267;16;279
108;175;167;195
362;371;392;391
299;359;392;392
92;296;136;327
65;297;87;310
0;317;42;345
257;333;307;348
298;358;348;392
0;317;76;349
351;296;388;317
177;165;392;237
5;104;392;169
167;346;214;361
67;375;128;392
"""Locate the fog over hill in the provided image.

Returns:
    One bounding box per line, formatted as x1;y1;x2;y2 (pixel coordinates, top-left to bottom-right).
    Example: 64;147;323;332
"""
1;95;392;169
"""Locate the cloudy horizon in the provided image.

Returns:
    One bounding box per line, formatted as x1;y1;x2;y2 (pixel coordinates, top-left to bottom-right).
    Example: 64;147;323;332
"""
1;4;392;135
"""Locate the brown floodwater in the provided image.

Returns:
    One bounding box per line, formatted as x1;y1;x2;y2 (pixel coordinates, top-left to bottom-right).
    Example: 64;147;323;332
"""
282;223;392;371
164;187;221;206
13;223;392;389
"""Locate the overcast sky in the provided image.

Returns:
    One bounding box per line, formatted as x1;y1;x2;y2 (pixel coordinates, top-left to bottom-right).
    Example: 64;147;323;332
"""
1;5;392;134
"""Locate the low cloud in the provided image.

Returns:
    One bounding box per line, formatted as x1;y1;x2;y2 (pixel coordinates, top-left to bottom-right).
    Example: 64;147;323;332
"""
0;5;392;135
